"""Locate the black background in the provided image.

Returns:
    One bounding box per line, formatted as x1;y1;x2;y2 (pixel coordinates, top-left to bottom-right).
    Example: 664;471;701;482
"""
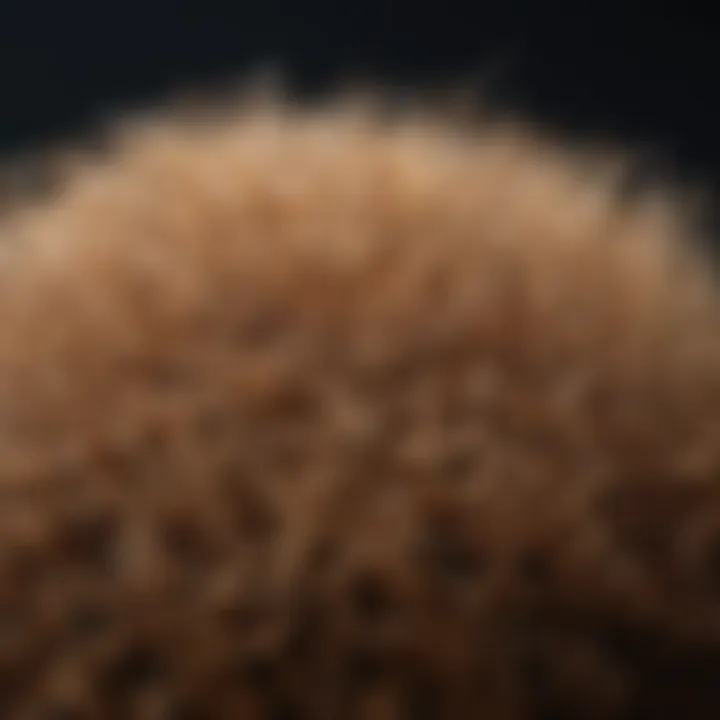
0;2;717;185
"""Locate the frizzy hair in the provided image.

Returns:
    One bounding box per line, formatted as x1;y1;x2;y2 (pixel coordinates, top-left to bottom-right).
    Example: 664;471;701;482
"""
0;95;719;718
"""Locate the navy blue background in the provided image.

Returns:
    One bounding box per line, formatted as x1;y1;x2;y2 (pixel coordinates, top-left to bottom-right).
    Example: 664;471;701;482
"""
0;3;716;180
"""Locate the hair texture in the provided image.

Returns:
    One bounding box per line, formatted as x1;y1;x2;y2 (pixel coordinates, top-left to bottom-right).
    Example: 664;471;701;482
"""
0;100;720;719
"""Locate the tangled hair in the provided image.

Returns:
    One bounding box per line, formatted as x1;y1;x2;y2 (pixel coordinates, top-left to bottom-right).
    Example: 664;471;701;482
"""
0;98;720;719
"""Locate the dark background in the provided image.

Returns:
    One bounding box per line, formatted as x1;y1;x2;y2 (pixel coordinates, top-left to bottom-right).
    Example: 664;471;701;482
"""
0;2;717;185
